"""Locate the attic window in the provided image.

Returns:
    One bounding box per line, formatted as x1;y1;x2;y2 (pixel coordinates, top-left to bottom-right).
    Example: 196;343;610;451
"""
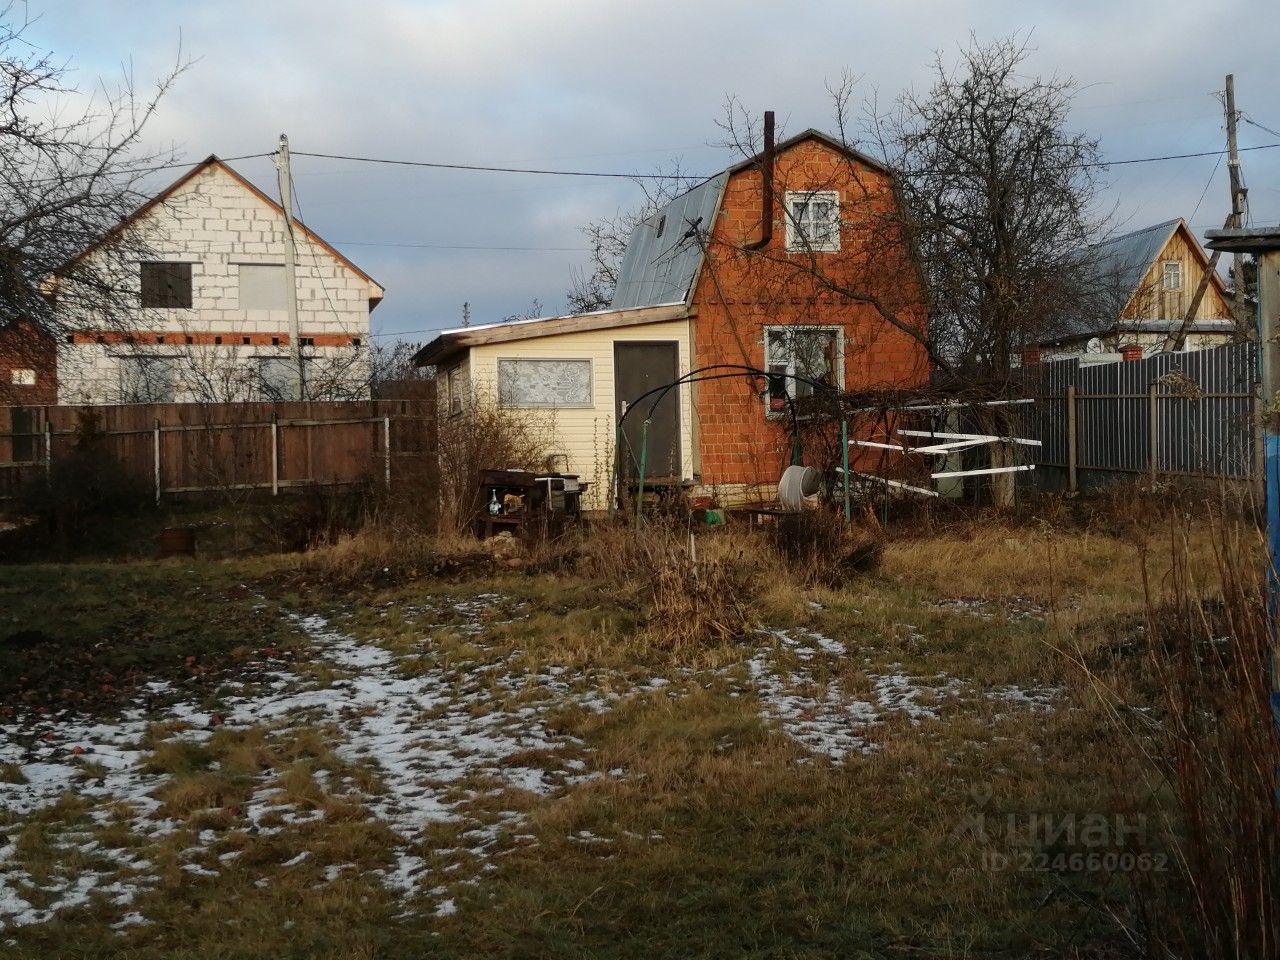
140;262;193;309
784;191;841;253
1162;260;1182;291
655;215;666;238
10;369;35;386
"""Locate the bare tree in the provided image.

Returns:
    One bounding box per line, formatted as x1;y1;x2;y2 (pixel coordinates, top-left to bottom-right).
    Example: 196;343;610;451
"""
866;36;1108;375
706;37;1108;382
565;163;700;313
0;8;188;340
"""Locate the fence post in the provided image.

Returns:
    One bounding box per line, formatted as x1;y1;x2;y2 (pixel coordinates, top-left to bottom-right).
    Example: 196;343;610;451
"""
1148;382;1159;482
1066;384;1078;494
153;418;162;505
270;414;280;496
43;419;52;487
383;414;392;490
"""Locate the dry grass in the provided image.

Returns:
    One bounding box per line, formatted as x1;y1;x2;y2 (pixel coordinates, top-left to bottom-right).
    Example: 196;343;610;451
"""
3;489;1267;959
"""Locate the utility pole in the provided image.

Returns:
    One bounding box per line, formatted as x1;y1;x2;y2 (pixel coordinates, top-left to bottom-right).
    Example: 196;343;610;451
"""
1164;75;1250;353
275;133;305;400
1225;75;1252;337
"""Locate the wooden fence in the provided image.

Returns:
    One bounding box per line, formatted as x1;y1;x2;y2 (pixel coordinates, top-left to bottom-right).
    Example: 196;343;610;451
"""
0;399;437;503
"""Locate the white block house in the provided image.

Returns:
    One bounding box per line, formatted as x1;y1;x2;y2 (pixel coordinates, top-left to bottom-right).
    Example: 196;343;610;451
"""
57;156;384;403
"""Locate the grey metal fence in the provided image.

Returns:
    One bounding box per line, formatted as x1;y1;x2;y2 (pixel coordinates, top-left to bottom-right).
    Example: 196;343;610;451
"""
1032;342;1256;488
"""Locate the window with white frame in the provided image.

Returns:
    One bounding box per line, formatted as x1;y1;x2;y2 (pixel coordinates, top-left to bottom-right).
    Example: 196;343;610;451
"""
118;356;176;403
446;365;463;415
10;368;36;386
784;190;841;252
764;326;841;412
497;358;592;408
1162;260;1183;291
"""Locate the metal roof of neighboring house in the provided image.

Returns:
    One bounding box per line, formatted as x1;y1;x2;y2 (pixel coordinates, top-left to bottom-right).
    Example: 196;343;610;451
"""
610;129;892;311
412;302;690;368
1088;219;1182;300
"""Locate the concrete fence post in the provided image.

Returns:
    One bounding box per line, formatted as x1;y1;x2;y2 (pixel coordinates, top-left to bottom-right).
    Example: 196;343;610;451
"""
1066;384;1078;494
43;419;52;487
270;414;280;496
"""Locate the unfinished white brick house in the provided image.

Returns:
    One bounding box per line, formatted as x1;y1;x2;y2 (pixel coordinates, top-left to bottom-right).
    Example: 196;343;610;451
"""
57;155;384;404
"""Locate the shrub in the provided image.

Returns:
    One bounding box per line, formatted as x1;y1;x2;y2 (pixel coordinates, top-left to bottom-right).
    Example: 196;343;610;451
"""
436;397;555;535
14;409;148;547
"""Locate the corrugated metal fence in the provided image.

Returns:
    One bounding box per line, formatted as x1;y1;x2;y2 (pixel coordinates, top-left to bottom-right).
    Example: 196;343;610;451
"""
1032;342;1255;487
0;399;437;502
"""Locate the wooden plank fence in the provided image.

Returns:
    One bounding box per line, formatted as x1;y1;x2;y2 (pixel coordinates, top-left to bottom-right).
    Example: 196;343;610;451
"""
0;399;437;503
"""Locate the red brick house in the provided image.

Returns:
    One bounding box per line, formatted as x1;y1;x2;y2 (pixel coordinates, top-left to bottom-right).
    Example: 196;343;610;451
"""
416;122;929;507
0;321;57;406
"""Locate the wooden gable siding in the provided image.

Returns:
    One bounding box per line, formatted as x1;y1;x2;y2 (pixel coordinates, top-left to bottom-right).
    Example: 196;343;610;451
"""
1123;225;1231;321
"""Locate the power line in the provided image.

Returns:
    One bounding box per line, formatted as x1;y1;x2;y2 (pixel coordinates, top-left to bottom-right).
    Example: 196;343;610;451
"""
1242;114;1280;140
289;142;1280;180
292;150;702;180
1189;150;1224;222
332;240;589;252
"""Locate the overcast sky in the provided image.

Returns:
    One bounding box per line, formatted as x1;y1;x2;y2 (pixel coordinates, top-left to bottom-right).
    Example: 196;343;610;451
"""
26;0;1280;344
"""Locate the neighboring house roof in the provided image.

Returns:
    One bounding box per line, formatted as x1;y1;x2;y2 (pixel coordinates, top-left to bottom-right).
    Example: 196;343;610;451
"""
610;129;892;311
1038;218;1229;345
67;155;384;307
412;302;690;368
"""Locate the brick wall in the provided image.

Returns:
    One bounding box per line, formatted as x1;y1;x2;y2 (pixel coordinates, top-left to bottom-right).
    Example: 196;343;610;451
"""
690;138;930;488
58;162;379;403
0;322;57;406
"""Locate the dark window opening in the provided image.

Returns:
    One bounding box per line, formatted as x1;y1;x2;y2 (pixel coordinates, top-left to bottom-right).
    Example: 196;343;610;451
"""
242;336;251;345
65;334;74;344
352;337;361;347
156;335;165;344
214;336;222;345
185;335;193;345
301;337;314;347
140;262;193;309
271;336;280;346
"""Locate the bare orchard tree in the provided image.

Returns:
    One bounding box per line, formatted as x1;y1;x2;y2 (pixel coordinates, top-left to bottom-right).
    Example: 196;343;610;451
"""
709;37;1108;380
0;8;187;339
565;162;701;313
865;36;1108;376
370;338;432;400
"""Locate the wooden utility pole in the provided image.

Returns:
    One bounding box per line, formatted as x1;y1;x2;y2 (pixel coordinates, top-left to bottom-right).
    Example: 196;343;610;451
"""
275;133;305;400
1225;75;1252;337
1163;75;1249;352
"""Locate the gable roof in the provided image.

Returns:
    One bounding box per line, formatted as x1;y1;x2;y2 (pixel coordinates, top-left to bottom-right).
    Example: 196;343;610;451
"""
610;129;892;311
1038;219;1229;344
71;155;384;306
412;302;690;368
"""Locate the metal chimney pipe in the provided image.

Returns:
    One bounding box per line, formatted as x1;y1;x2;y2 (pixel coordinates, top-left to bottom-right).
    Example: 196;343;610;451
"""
745;110;775;250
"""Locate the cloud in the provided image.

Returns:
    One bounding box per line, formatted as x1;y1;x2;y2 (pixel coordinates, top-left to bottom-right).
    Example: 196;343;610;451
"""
25;0;1280;340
